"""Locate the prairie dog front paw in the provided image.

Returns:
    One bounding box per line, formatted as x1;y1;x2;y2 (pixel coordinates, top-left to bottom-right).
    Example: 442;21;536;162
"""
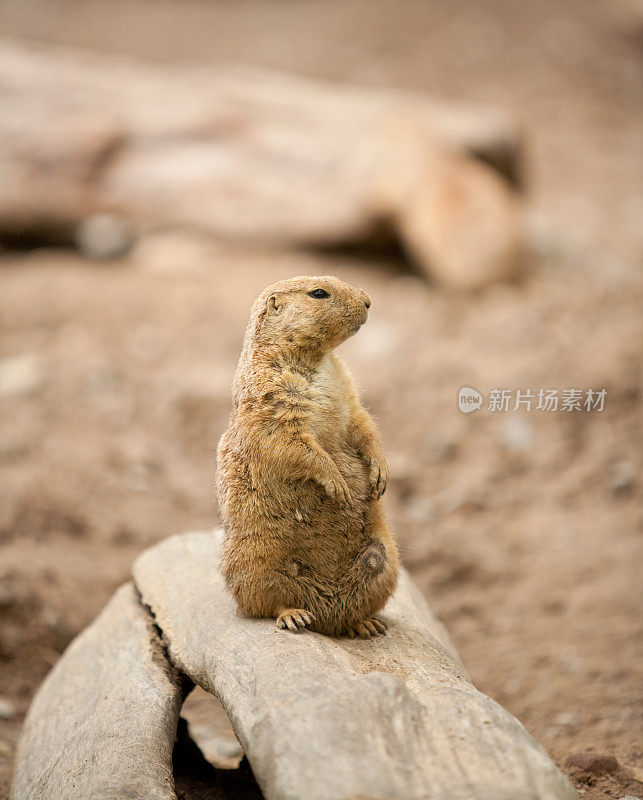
320;467;352;505
366;453;388;499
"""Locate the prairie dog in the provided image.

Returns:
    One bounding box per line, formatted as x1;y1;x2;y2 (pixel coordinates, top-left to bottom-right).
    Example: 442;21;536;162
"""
217;275;398;638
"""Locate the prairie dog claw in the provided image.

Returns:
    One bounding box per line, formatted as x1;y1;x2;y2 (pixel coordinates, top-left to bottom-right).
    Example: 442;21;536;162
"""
276;609;315;632
346;617;387;638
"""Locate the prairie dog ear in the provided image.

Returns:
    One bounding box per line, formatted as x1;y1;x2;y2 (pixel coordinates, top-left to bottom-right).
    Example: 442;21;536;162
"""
268;294;283;313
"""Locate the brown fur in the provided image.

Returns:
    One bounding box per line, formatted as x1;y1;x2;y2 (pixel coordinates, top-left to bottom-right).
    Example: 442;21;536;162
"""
217;275;399;638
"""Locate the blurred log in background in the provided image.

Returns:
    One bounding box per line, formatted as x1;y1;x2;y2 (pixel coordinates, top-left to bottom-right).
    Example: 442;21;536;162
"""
0;40;524;290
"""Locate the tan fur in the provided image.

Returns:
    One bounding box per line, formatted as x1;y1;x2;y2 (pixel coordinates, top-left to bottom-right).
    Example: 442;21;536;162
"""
217;275;399;638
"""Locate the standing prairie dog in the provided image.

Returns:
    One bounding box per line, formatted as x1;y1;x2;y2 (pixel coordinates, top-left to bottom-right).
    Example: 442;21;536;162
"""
217;276;398;638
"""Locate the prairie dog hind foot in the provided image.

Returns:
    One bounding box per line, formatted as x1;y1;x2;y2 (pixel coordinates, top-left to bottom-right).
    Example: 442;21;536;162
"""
276;608;315;632
346;618;387;638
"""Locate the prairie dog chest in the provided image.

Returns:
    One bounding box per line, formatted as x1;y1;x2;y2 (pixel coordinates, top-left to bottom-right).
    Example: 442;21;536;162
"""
309;356;350;440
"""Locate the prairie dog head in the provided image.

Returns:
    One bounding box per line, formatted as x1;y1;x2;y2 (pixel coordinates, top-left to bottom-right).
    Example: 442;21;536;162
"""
254;275;372;353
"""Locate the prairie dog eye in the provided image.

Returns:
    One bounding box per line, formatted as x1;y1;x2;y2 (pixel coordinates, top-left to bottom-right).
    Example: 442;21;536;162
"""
308;289;330;299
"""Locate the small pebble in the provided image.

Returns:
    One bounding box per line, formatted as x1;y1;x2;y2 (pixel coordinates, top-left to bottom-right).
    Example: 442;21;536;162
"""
609;460;636;495
555;711;577;726
406;495;435;524
0;697;16;720
0;353;46;398
497;416;534;455
75;213;133;260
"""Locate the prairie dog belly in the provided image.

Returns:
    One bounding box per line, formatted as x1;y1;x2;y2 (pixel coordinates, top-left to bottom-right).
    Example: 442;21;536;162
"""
220;444;369;536
308;356;352;450
290;447;370;511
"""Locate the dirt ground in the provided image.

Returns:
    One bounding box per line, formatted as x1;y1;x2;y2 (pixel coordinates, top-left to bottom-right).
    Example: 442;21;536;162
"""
0;1;641;799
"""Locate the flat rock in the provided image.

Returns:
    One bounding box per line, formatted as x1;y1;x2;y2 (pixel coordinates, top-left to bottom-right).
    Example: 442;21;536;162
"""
0;696;16;720
133;530;576;800
11;583;183;800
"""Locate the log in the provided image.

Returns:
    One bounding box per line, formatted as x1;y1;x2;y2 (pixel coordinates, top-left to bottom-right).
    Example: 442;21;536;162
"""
0;39;523;289
13;530;576;799
11;583;184;800
133;530;576;800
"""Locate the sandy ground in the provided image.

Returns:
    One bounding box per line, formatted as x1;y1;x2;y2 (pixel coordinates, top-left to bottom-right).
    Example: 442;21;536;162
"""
0;1;641;798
